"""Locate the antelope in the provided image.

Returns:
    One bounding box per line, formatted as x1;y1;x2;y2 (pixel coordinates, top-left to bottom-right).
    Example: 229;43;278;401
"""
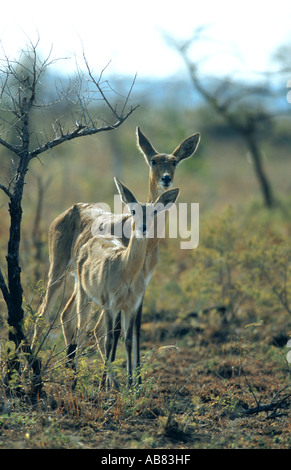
73;178;179;388
107;127;200;383
32;128;200;382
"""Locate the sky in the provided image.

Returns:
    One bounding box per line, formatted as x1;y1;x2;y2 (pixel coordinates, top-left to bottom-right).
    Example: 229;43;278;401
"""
1;0;291;81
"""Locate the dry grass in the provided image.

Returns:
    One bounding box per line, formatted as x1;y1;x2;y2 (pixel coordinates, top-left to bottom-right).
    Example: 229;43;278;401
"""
0;305;290;449
0;118;291;449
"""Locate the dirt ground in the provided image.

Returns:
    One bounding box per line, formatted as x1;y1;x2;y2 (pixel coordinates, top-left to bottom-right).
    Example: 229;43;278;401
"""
0;312;290;450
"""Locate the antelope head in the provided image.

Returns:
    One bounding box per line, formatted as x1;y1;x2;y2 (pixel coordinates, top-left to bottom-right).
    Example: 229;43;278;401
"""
136;127;200;198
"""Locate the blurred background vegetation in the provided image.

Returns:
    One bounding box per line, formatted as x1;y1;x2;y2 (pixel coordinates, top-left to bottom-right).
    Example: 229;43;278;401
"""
0;39;291;345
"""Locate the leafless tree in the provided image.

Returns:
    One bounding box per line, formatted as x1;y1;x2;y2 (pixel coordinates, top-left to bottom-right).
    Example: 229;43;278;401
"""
169;32;277;208
0;38;137;396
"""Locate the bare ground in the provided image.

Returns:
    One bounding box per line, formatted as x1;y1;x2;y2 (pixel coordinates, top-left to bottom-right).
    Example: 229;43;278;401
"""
0;311;290;450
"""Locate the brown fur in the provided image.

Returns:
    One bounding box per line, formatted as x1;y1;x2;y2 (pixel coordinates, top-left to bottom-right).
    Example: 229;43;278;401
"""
32;128;200;387
70;179;179;388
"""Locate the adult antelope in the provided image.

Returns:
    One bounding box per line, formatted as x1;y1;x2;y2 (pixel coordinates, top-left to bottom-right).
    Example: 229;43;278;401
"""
73;178;179;388
32;128;200;380
111;127;200;384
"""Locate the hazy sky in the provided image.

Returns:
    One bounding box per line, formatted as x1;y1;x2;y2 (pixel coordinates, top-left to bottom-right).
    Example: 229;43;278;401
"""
1;0;291;80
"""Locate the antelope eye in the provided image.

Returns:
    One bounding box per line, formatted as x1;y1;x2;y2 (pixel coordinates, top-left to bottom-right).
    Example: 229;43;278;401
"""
172;160;178;167
131;209;136;215
151;159;157;166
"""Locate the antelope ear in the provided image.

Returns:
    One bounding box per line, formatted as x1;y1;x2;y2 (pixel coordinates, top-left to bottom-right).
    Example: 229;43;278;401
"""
154;188;180;210
114;177;137;206
173;132;200;162
136;127;158;165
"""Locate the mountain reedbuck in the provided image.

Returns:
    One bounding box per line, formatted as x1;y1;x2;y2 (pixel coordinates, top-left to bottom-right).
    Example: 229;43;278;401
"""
70;178;179;388
32;128;199;385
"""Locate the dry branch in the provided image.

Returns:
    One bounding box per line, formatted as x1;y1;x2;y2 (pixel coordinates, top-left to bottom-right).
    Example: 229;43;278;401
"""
229;385;291;420
0;38;138;397
170;31;276;208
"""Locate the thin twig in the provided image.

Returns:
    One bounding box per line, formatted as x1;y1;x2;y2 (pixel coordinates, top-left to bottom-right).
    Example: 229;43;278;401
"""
0;183;13;199
0;267;10;306
83;52;119;120
121;73;137;116
0;137;21;157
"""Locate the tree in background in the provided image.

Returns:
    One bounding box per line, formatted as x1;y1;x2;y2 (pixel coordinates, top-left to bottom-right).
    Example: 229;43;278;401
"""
169;31;280;209
0;38;137;396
